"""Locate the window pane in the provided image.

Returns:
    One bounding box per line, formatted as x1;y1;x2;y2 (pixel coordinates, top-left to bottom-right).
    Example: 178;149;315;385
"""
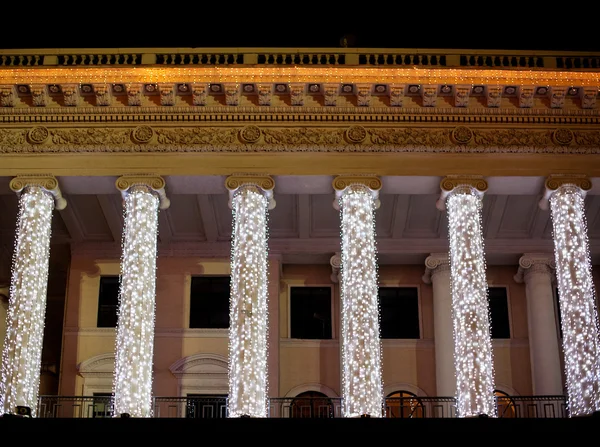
488;287;510;339
97;276;119;328
290;287;332;339
190;276;230;329
378;287;420;339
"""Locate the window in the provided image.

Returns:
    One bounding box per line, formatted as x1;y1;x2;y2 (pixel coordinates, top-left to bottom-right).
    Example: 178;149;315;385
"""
290;286;332;339
385;390;423;418
488;287;510;339
378;287;420;339
97;276;119;328
91;392;113;418
190;276;230;329
290;391;334;418
186;394;228;418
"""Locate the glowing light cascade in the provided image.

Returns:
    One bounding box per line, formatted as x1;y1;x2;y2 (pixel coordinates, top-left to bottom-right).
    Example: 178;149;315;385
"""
228;185;270;418
446;186;496;418
549;185;600;417
113;186;160;418
0;186;54;417
338;184;383;418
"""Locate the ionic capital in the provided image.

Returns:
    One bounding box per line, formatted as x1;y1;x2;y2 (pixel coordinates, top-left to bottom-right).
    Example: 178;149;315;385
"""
330;252;341;283
514;253;556;283
538;174;593;210
332;175;381;210
422;252;451;284
115;174;170;209
225;174;276;210
436;175;488;210
9;175;67;210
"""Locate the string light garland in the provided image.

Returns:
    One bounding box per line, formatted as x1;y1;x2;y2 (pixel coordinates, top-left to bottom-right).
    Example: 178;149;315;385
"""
549;184;600;417
0;186;54;417
446;186;496;418
338;184;383;418
228;185;270;418
113;186;160;418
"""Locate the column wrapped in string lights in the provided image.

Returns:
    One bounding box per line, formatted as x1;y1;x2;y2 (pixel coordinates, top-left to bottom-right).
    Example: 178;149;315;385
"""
226;175;275;418
113;175;170;418
0;176;66;417
437;176;496;418
540;175;600;417
333;175;383;418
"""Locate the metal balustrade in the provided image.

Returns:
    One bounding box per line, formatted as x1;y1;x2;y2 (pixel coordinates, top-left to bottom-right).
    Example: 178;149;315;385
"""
35;395;568;419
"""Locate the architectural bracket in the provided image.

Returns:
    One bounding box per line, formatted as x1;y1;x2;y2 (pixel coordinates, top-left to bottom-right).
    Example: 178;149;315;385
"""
9;175;67;210
538;174;592;210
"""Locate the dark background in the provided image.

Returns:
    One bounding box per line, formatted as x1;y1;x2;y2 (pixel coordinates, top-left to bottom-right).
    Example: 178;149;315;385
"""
0;3;597;52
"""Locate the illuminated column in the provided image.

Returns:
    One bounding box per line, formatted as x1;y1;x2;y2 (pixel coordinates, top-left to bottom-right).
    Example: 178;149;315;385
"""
423;253;455;397
514;254;564;396
226;175;275;418
0;176;66;417
437;176;496;418
113;175;170;418
333;175;383;418
539;175;600;417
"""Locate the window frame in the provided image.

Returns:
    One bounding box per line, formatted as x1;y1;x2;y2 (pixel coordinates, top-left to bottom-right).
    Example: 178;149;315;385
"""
487;285;512;340
377;284;422;340
287;284;335;340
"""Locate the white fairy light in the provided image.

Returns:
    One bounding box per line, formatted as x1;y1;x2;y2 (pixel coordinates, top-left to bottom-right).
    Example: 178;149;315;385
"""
338;184;383;418
113;186;160;418
446;186;496;418
549;184;600;417
228;185;270;418
0;186;54;417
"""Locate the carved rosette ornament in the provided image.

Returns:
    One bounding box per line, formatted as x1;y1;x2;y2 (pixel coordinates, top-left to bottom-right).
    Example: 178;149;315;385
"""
239;125;261;143
345;126;367;143
27;126;50;144
9;174;67;210
436;175;488;210
225;174;276;210
552;128;574;145
539;174;592;210
131;126;155;144
451;126;473;145
332;175;382;210
115;174;170;210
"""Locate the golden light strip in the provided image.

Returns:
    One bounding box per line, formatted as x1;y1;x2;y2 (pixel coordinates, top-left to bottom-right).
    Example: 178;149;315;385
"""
0;66;599;87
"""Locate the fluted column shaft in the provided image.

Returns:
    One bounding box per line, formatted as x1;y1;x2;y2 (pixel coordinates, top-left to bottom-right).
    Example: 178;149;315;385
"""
226;176;275;418
0;176;66;417
334;177;383;418
423;254;454;397
113;176;169;418
547;181;600;416
515;255;563;396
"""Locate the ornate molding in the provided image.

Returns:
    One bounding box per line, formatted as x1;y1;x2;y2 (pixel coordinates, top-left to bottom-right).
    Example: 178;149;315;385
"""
225;174;276;210
422;252;451;284
9;174;67;210
436;175;488;210
538;174;593;210
514;253;556;283
332;175;382;210
115;174;170;209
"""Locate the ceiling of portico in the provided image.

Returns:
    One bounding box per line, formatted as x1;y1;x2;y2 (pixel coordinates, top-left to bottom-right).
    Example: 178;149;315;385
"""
1;174;599;288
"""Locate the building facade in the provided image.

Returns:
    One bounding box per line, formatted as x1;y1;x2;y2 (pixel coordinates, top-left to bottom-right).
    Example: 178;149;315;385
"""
0;47;599;418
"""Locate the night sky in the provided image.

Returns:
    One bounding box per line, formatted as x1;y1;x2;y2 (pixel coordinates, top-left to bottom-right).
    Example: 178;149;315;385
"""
0;6;597;53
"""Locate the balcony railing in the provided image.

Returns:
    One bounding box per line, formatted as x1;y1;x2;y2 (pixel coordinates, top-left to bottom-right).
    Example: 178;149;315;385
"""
35;395;568;419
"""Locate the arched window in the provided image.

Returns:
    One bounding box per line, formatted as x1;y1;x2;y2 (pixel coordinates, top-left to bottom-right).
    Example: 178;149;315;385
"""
290;391;334;418
385;390;424;418
495;390;516;418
